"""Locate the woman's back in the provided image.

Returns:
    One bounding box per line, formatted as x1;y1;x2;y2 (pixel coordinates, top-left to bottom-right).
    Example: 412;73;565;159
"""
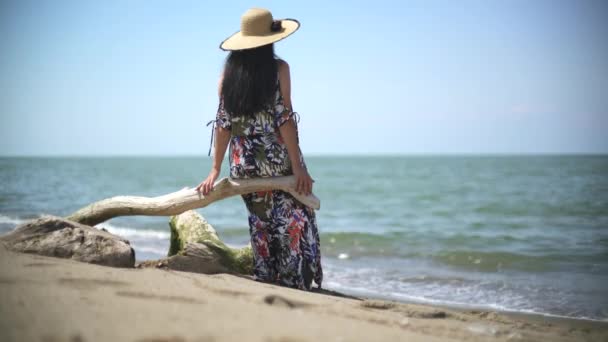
217;59;303;179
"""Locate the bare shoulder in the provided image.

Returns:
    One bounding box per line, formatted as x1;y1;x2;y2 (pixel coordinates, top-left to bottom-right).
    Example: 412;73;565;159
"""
276;58;289;68
277;59;291;91
276;59;292;106
277;59;290;75
217;70;224;97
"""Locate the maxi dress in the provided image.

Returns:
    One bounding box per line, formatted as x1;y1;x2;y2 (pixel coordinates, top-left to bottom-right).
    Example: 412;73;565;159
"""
213;75;323;291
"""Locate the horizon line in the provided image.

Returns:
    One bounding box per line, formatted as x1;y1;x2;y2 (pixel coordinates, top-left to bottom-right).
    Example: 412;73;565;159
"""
1;152;607;158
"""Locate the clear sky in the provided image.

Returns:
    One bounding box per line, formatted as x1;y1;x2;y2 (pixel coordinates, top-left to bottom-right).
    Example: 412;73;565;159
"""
1;0;607;156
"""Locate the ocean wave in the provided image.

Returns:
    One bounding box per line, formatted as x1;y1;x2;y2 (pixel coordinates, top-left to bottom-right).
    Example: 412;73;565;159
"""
129;244;168;256
327;279;608;322
0;213;245;245
94;222;170;240
0;213;171;241
0;214;30;225
323;261;608;322
432;250;555;272
320;231;530;254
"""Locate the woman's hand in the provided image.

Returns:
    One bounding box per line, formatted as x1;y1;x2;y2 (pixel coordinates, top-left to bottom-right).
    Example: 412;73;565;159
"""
293;165;314;196
195;169;220;196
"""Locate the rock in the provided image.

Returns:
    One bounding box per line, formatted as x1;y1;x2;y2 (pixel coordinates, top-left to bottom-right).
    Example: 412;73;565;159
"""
139;210;253;275
0;214;135;268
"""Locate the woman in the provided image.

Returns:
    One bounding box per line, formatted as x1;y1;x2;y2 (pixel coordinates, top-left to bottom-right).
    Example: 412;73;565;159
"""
195;8;323;291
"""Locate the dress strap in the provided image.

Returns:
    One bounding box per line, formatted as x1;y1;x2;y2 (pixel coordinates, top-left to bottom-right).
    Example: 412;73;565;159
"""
205;119;219;156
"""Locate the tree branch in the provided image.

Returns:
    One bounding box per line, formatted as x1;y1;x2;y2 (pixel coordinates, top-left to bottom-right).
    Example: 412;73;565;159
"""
65;176;321;226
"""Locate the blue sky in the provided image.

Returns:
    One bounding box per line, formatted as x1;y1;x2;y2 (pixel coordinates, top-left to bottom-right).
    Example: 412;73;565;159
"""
1;0;607;156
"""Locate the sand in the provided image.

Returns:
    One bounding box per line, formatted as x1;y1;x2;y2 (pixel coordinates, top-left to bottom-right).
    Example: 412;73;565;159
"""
1;244;606;342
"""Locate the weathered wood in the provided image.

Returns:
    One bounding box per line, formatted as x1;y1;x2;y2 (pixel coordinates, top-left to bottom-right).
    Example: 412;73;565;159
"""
66;176;320;226
136;210;253;275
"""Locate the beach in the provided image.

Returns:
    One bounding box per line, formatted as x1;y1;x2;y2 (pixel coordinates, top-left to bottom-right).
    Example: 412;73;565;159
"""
2;156;608;321
3;0;607;339
1;243;606;342
1;155;607;341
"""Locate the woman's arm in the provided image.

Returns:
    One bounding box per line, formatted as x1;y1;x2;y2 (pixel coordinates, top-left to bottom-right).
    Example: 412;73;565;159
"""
196;74;231;195
205;125;230;185
277;60;314;196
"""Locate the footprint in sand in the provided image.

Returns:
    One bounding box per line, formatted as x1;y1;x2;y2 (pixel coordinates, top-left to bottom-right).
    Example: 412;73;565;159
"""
115;291;204;304
58;277;129;290
24;262;56;268
263;294;311;309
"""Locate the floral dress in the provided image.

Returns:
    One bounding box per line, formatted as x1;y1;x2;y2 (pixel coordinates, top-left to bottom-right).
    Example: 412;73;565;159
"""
212;71;323;291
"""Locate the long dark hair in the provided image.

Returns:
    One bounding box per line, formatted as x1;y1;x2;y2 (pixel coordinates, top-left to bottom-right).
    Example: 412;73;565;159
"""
221;43;278;117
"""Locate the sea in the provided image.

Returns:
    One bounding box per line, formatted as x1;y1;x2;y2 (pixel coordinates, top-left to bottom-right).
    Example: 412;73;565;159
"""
1;155;607;321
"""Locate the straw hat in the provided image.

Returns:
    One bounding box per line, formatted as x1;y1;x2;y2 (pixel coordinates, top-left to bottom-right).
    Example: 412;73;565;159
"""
220;8;300;51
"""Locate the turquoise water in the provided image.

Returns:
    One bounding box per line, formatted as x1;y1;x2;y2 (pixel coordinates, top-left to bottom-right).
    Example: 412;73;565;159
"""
1;155;607;320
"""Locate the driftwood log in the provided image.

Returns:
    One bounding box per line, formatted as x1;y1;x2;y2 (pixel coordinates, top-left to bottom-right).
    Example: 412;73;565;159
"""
66;176;320;226
1;176;317;273
137;210;253;275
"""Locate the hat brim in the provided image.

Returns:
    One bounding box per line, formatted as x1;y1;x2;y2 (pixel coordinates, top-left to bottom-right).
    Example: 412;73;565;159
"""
220;19;300;51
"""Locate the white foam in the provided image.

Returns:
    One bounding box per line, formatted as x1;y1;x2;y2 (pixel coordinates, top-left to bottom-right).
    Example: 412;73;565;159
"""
321;260;608;322
324;277;608;322
95;222;170;240
0;214;171;241
0;214;29;225
225;242;250;249
129;244;168;256
338;253;350;260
